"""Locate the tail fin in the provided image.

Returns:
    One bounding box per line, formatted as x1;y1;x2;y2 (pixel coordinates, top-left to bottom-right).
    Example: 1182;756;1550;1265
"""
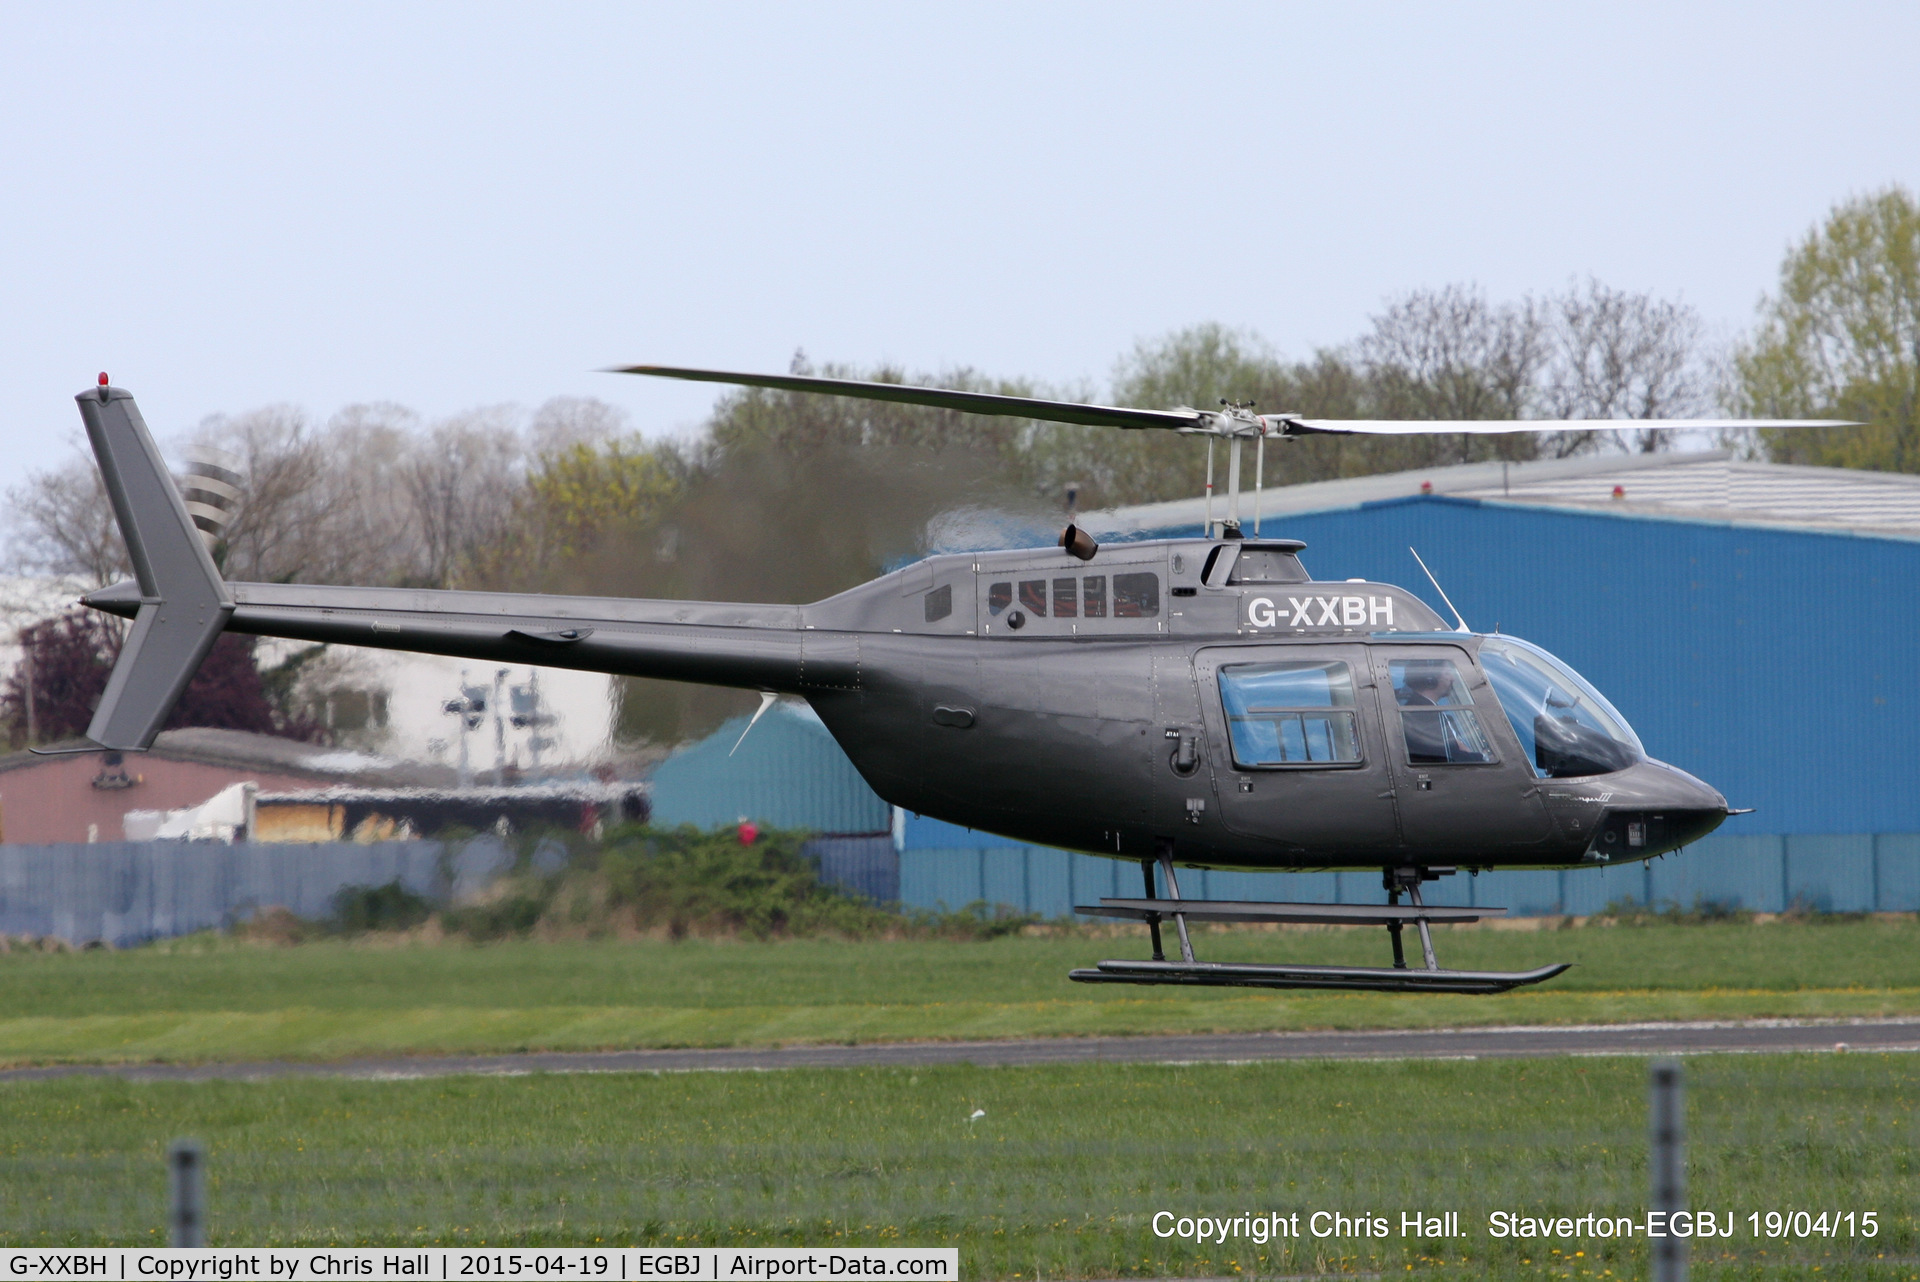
74;384;233;750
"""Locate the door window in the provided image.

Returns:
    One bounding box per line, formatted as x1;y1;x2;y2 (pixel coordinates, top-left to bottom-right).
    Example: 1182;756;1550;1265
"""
1218;660;1361;766
1389;657;1494;764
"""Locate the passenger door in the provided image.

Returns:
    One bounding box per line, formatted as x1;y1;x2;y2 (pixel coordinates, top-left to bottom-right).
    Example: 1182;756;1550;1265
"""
1194;645;1401;858
1369;643;1553;853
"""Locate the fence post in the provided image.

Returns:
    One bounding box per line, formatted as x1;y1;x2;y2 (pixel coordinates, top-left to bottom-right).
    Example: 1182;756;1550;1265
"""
1649;1060;1685;1282
168;1139;205;1247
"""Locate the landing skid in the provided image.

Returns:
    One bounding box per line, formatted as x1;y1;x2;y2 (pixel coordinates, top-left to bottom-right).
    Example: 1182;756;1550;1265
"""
1069;958;1570;995
1069;860;1571;995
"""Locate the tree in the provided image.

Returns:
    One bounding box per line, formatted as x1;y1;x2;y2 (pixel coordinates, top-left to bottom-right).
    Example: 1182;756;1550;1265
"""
0;610;117;743
1540;278;1715;453
5;450;128;588
399;409;525;588
1359;284;1545;423
506;435;687;572
1733;186;1920;470
0;610;310;747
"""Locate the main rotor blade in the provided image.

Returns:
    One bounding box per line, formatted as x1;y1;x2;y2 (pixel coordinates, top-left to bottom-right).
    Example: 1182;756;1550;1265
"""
612;365;1203;431
1277;417;1856;436
614;366;1856;438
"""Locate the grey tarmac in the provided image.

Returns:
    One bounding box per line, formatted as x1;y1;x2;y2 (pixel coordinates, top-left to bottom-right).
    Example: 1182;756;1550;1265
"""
2;1018;1917;1083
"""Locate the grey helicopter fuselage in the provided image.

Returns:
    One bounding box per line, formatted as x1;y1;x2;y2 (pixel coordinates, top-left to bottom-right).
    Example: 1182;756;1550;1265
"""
85;524;1729;874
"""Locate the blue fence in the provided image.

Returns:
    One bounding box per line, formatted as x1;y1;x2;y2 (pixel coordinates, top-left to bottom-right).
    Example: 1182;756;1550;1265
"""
901;833;1920;919
805;835;899;904
0;839;512;948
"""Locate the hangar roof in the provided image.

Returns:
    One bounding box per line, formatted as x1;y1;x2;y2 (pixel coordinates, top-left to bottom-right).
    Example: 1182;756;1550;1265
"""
1087;450;1920;541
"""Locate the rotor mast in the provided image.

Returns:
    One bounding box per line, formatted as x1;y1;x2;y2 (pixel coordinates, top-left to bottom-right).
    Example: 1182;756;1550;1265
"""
1197;402;1270;539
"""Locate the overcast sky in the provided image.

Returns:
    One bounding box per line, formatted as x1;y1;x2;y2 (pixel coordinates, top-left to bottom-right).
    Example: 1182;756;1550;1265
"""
2;2;1915;479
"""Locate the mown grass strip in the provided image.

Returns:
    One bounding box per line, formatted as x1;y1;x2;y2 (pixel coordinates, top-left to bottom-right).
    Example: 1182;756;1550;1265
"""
3;987;1916;1066
0;1055;1910;1277
5;919;1920;1021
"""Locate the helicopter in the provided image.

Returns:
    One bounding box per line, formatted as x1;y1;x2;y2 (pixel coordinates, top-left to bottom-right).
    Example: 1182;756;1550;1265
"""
63;370;1839;994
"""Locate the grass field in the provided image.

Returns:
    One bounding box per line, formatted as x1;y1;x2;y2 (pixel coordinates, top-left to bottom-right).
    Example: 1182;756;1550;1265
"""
0;1054;1911;1278
0;919;1916;1066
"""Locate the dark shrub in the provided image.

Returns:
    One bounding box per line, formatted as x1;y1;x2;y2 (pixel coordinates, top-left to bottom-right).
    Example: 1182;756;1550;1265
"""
329;880;434;933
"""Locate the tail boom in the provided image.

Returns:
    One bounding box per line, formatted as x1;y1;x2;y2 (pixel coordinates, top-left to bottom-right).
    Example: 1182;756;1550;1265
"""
82;578;825;696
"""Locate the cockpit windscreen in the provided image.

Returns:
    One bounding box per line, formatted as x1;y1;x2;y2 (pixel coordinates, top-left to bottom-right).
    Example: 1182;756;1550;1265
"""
1479;638;1644;778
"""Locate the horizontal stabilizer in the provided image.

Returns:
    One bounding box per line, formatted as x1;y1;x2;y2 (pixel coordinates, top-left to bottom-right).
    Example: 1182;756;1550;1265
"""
76;385;233;750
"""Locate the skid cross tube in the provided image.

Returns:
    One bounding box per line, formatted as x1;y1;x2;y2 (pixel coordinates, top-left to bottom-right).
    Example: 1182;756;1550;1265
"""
1386;867;1442;972
1139;858;1164;962
1387;888;1407;970
1157;846;1196;964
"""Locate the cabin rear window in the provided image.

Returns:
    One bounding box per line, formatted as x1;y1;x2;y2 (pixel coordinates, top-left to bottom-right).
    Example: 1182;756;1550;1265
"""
1112;572;1159;618
1053;578;1077;617
1083;576;1106;617
1218;661;1361;766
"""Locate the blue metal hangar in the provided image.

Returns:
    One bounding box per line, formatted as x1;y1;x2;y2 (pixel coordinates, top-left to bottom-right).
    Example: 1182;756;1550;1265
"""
670;449;1920;918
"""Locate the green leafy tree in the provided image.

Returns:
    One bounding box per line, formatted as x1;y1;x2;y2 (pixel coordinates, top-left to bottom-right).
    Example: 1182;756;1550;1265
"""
520;437;686;563
1734;186;1920;470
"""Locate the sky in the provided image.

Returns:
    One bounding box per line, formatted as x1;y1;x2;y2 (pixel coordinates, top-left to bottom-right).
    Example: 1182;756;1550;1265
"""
1;2;1916;480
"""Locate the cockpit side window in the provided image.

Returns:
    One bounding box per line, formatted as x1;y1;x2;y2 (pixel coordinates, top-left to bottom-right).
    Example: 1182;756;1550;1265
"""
1479;638;1642;778
1218;661;1361;766
924;584;952;623
1389;658;1495;764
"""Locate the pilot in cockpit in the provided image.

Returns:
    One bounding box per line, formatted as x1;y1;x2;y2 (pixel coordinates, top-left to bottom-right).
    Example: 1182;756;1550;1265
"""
1393;658;1491;764
1396;662;1452;708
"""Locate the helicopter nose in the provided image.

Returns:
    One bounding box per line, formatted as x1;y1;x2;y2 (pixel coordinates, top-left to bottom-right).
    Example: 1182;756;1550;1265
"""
1585;760;1729;859
1657;761;1731;844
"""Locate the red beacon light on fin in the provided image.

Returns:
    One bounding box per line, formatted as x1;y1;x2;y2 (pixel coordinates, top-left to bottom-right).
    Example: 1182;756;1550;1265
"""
98;372;109;386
